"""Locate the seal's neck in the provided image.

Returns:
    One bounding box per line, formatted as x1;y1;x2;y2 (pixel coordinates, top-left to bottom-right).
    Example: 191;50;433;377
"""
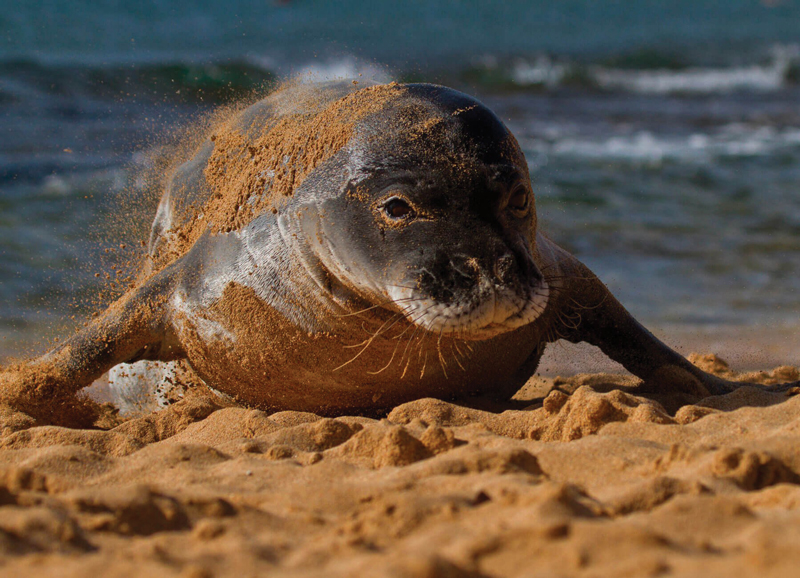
230;210;370;333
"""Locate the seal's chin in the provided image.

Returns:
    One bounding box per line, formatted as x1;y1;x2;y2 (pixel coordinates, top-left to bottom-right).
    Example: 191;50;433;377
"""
386;282;549;340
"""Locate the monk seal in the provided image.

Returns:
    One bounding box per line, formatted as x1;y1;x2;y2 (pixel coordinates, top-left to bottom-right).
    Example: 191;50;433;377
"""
2;80;797;423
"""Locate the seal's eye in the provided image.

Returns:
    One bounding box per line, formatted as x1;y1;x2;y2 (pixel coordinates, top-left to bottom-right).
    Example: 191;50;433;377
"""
383;197;415;220
508;185;530;215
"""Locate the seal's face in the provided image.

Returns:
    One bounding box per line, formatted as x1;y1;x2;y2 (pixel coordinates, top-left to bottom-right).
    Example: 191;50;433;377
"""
312;85;548;340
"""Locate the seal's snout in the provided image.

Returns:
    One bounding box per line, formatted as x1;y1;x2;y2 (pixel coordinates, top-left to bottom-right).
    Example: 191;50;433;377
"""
417;252;479;305
387;246;549;339
418;251;533;300
494;253;516;285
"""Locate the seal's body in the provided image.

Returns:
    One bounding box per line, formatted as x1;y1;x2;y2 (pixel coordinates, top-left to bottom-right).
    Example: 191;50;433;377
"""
3;81;794;421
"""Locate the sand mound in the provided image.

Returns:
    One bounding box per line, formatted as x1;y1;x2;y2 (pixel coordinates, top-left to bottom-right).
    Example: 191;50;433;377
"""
1;355;800;576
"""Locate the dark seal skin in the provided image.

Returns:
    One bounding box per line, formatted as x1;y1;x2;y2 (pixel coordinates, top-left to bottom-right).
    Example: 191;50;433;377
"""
2;80;797;423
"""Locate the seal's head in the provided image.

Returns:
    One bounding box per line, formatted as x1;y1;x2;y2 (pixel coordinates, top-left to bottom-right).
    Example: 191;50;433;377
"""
298;83;548;340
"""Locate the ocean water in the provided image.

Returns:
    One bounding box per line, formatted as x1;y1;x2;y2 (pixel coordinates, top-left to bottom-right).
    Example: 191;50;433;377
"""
2;1;800;362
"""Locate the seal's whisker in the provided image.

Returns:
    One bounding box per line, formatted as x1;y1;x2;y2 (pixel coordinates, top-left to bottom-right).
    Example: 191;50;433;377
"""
420;350;429;379
556;309;581;333
436;326;449;379
450;339;467;371
333;296;416;318
402;307;438;373
367;335;404;376
391;321;415;342
386;283;420;292
355;312;411;356
400;324;423;379
400;325;419;361
450;335;471;367
398;305;436;379
454;333;473;366
334;339;380;370
343;300;425;348
569;293;609;311
451;336;465;359
416;321;433;379
538;262;594;282
541;287;565;300
343;316;402;349
417;326;427;363
419;323;438;379
333;313;401;371
343;320;391;348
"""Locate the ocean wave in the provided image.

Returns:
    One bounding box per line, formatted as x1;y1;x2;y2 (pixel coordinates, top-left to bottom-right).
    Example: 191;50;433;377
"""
0;58;279;104
2;45;799;107
517;124;800;165
0;55;401;107
469;45;800;94
591;58;792;95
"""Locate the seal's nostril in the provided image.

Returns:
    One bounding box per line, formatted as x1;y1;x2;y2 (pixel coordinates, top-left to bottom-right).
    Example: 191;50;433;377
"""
494;254;516;284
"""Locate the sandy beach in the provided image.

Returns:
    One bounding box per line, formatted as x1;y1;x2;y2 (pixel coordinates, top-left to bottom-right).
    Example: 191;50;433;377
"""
0;353;799;577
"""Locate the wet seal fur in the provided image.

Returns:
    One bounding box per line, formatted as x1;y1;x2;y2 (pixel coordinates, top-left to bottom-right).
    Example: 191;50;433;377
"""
2;80;797;424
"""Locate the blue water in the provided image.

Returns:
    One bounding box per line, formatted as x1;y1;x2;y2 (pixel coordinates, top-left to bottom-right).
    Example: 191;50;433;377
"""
5;1;800;65
2;1;800;359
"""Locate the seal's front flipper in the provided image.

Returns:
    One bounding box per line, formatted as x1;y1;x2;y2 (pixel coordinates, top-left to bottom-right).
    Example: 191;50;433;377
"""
549;258;798;404
0;268;181;426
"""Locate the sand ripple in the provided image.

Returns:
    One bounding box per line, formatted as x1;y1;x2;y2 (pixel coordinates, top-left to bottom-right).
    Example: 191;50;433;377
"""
1;356;800;577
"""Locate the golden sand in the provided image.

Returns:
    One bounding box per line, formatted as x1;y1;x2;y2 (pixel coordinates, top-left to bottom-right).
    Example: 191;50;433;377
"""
1;354;799;577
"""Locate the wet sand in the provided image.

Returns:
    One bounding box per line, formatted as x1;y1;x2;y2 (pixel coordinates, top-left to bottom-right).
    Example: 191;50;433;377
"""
1;353;800;577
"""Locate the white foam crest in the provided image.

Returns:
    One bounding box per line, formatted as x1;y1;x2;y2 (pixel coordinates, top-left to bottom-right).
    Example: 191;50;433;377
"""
520;124;800;164
293;56;392;84
593;62;788;94
507;44;800;94
593;45;799;95
40;167;128;197
510;55;567;88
